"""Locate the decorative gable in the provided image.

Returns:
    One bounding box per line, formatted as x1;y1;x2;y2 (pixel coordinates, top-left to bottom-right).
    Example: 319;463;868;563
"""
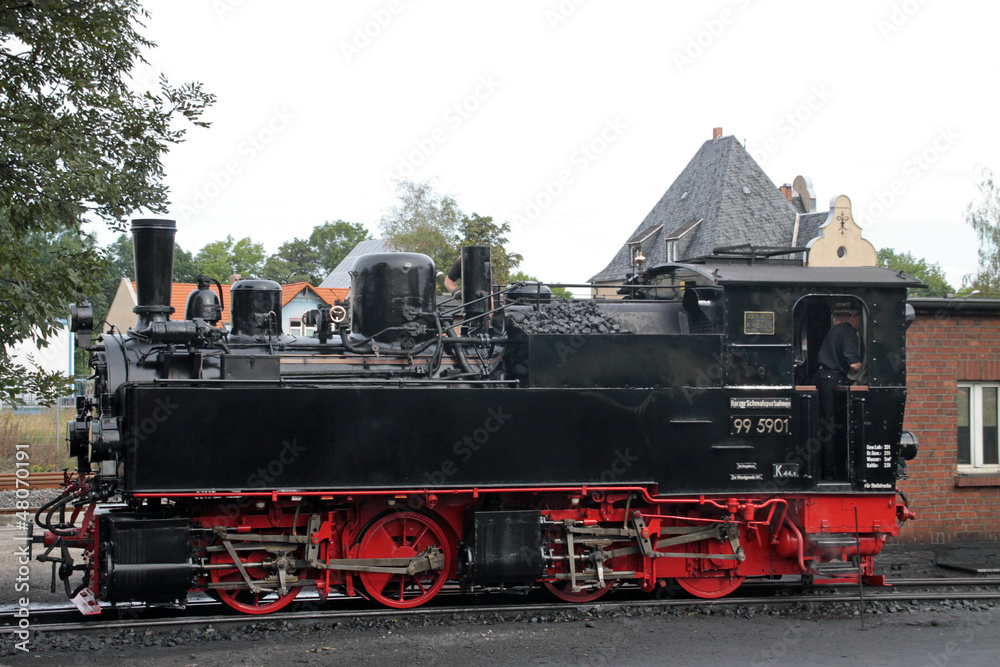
806;195;877;267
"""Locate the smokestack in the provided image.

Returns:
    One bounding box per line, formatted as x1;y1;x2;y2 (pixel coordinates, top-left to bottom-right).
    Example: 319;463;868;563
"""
712;127;723;139
131;218;176;329
461;246;493;338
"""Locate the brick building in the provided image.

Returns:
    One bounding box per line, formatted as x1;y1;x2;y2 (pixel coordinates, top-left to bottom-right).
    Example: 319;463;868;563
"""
899;297;1000;543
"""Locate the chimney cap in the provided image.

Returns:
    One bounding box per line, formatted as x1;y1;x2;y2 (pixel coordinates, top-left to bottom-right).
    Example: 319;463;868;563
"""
712;127;723;139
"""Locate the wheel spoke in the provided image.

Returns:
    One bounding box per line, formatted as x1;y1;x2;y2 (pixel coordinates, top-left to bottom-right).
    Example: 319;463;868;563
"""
209;542;301;615
357;512;451;609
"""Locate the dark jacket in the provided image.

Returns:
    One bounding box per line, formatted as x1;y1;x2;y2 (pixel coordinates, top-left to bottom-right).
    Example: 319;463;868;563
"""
817;321;860;376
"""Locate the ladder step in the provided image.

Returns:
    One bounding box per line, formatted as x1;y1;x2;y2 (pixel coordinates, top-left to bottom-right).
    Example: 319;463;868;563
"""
811;537;859;547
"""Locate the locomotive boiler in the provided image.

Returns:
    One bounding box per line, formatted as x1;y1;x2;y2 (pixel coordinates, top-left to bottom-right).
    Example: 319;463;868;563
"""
34;218;920;614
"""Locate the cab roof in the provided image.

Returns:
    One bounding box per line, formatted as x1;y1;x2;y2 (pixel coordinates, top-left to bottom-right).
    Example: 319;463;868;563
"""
652;261;926;288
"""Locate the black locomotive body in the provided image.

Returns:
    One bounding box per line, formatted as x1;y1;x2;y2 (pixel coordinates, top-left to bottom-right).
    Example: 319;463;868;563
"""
35;219;920;613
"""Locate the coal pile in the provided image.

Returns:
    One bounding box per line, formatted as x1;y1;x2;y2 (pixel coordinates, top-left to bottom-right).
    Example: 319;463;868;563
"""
507;300;629;335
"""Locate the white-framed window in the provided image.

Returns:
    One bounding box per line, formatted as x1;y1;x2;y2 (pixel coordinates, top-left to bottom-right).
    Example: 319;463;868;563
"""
288;318;317;337
957;382;1000;470
666;239;679;262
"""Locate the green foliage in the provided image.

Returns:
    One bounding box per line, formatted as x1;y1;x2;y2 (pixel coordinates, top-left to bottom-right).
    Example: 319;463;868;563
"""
0;0;214;404
173;245;199;283
379;180;463;276
509;271;573;299
2;227;100;400
90;234;133;325
877;248;954;297
262;220;371;284
263;238;316;284
194;236;266;283
458;213;523;285
309;220;372;279
379;180;524;289
966;166;1000;294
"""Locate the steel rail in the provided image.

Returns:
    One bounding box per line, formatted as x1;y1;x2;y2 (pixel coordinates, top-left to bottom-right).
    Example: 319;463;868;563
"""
0;472;66;490
5;587;999;635
0;507;40;516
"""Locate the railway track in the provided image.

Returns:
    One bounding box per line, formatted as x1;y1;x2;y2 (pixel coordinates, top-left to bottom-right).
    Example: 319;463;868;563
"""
5;577;998;634
0;507;39;516
0;472;67;490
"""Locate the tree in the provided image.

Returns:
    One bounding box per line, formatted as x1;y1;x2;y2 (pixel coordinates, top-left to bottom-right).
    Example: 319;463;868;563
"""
877;248;954;297
966;166;1000;294
378;180;462;276
7;228;106;394
264;220;371;285
261;221;372;284
309;220;371;279
0;1;214;404
194;236;266;283
262;238;317;284
173;245;199;283
509;271;573;299
379;180;525;289
458;213;523;285
89;234;135;327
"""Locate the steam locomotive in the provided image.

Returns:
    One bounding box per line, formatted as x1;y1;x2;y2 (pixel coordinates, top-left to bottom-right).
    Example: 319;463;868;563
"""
33;218;920;614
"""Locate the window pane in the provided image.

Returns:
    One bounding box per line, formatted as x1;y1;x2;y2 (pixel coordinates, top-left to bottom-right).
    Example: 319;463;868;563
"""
958;387;971;466
985;387;999;465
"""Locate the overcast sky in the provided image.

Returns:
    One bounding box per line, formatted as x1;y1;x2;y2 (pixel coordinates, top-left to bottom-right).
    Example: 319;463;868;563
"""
99;0;999;291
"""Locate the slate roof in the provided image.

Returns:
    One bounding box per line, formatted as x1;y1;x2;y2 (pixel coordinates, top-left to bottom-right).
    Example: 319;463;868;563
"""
589;135;799;283
795;212;828;247
319;238;397;289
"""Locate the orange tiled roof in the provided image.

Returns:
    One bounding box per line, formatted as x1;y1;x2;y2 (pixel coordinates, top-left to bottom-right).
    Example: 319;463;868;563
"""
281;283;349;307
132;281;347;322
133;281;233;323
314;287;349;304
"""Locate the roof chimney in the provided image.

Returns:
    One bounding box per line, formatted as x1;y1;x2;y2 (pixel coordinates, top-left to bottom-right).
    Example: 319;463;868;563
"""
779;183;793;203
712;127;723;140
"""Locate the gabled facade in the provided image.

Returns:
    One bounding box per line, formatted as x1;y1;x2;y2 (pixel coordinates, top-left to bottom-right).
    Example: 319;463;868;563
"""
281;283;348;336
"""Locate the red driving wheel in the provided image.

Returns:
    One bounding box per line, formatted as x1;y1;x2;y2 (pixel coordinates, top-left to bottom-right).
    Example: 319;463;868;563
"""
543;580;613;603
357;512;452;609
675;573;745;599
209;548;302;614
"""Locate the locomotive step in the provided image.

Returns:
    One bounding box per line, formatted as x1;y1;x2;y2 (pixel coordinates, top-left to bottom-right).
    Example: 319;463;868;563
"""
812;562;863;575
811;536;865;547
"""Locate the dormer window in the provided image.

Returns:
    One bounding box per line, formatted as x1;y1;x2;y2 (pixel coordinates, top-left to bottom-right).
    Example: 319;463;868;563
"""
626;224;664;271
664;218;703;264
666;239;679;262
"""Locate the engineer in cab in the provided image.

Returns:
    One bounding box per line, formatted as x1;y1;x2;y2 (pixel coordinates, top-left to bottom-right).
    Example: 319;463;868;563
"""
814;304;862;480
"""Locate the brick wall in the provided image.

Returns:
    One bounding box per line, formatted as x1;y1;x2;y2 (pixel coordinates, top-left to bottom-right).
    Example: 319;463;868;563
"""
897;309;1000;544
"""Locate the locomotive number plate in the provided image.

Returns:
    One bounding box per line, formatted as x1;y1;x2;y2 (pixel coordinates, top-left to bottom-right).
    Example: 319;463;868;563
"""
730;415;791;436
